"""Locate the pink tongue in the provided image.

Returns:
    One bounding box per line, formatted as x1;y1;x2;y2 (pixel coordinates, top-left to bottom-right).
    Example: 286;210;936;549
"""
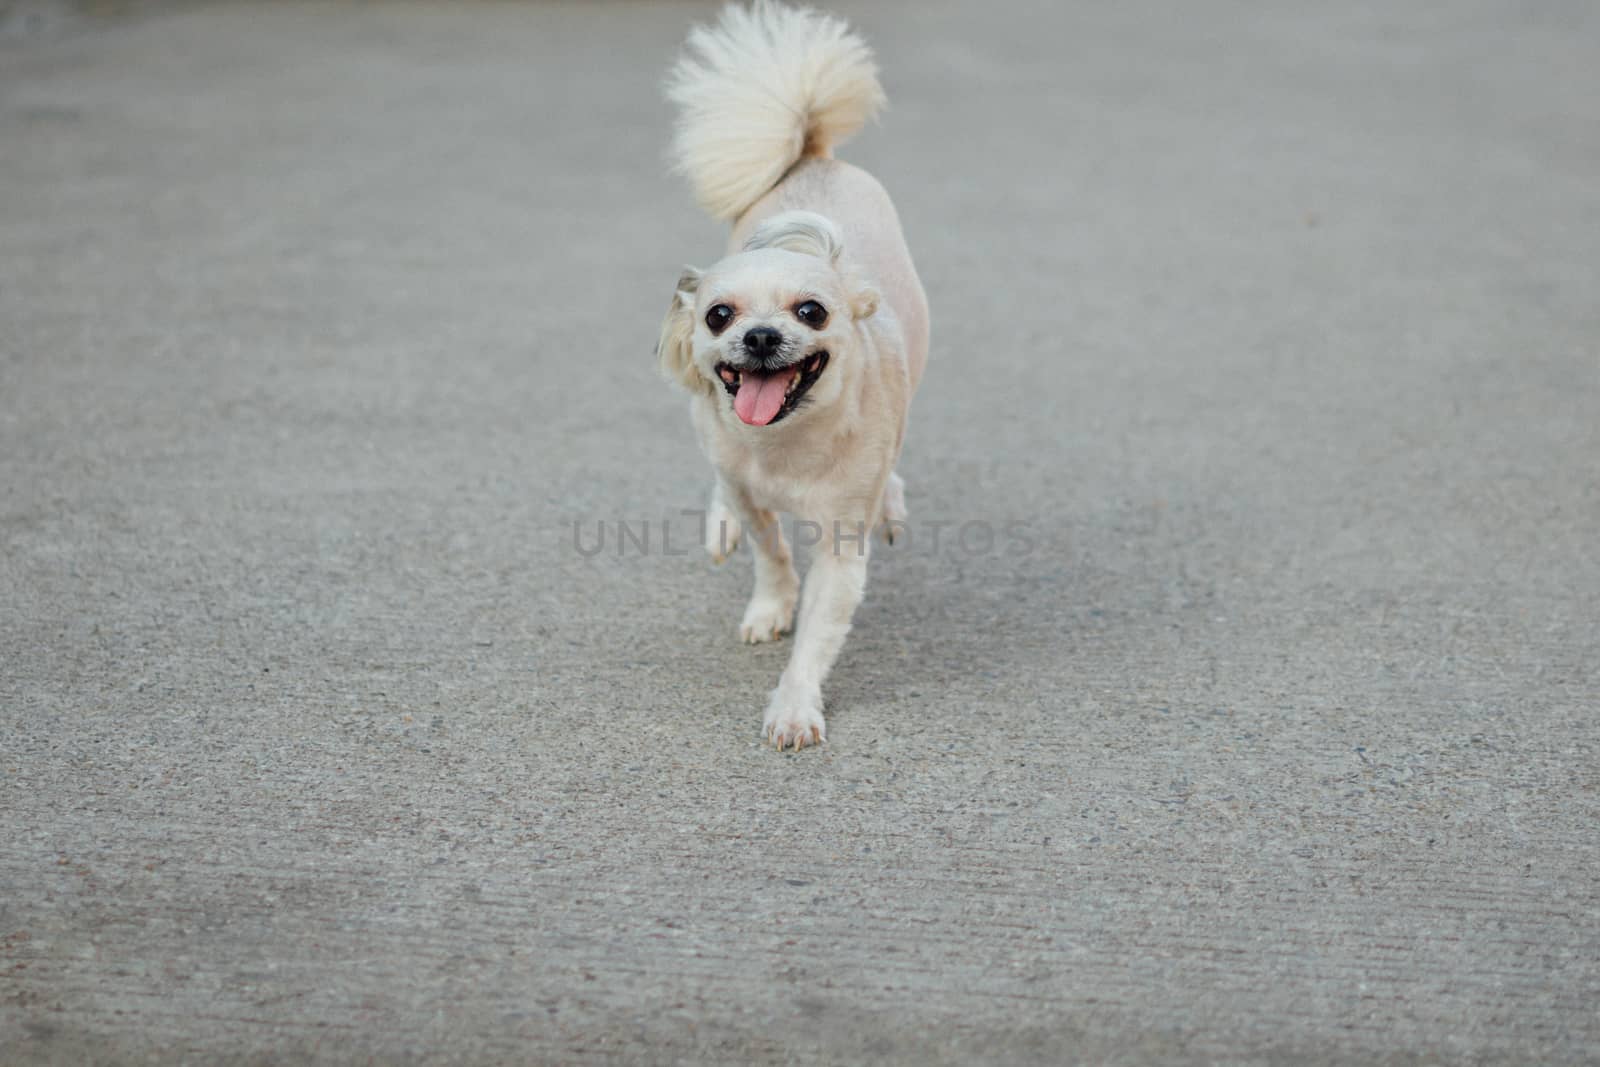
733;366;799;426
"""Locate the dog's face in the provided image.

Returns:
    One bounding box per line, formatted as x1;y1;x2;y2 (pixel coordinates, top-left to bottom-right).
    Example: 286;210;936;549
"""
659;244;878;429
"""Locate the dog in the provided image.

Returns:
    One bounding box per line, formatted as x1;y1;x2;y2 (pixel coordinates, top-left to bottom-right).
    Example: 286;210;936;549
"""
656;1;929;750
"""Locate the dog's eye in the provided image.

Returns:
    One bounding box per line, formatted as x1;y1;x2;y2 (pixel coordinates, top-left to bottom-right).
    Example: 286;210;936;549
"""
705;304;734;334
794;301;828;329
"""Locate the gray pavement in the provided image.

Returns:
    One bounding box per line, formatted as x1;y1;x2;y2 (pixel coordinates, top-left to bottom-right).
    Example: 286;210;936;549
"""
2;1;1598;1063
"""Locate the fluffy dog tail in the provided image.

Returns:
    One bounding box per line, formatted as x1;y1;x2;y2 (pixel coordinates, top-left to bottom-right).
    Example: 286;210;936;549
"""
666;1;886;223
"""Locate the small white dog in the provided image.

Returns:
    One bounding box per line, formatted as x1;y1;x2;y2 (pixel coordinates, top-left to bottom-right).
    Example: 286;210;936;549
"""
657;1;929;750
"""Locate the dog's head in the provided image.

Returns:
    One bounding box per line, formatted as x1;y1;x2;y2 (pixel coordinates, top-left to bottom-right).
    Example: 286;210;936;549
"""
658;211;878;428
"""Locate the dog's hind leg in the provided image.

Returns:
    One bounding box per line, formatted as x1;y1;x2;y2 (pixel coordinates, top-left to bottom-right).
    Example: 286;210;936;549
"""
877;470;907;545
704;481;743;563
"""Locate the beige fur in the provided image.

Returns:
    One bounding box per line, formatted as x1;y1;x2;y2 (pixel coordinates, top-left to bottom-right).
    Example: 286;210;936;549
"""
659;1;929;750
665;0;886;222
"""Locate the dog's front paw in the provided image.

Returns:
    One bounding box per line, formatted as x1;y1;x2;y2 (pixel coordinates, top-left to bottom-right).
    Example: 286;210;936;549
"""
763;685;825;751
739;591;797;644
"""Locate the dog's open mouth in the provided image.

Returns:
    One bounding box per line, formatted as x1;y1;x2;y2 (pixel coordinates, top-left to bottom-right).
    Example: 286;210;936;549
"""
716;351;829;427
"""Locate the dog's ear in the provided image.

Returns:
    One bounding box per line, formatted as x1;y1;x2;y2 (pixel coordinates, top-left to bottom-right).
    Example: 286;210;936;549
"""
849;277;879;321
657;266;704;391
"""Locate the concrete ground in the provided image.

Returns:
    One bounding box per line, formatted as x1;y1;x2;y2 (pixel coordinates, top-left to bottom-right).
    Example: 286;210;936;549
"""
3;1;1597;1062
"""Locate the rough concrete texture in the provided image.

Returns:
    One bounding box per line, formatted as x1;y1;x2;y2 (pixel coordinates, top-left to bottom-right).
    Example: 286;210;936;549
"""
2;1;1597;1063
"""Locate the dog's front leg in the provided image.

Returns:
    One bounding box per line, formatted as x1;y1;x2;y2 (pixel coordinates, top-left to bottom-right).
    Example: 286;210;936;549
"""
764;534;870;750
719;480;800;644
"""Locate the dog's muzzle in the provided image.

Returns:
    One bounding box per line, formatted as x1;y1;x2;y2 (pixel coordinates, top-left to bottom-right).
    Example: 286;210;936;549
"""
715;350;830;427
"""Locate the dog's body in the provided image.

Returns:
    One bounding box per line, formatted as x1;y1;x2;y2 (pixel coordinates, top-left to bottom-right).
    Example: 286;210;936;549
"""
659;2;928;749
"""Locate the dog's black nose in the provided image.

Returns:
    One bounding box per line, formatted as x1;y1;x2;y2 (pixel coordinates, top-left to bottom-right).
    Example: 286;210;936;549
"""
742;327;783;361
